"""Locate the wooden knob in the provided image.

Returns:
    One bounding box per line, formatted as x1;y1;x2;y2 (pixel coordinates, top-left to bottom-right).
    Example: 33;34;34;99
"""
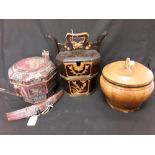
125;57;131;70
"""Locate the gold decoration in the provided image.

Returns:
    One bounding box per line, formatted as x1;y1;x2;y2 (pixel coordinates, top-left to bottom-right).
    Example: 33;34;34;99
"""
70;80;89;94
65;62;92;76
66;32;89;50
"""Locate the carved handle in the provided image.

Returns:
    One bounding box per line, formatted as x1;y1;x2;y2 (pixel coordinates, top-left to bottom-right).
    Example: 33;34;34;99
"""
46;31;108;53
65;32;89;50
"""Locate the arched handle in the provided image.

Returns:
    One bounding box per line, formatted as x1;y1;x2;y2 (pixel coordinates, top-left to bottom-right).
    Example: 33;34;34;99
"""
46;31;108;53
46;34;61;54
65;32;89;50
97;31;108;44
91;31;108;53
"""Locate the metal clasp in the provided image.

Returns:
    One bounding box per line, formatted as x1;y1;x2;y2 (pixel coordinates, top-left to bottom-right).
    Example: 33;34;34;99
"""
41;104;54;115
34;106;42;116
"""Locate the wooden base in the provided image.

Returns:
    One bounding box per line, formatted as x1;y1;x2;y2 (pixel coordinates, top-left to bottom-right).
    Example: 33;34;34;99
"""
106;98;140;113
65;90;95;97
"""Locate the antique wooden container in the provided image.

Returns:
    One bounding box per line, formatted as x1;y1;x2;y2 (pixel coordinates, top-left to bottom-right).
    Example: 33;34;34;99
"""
100;57;154;113
8;50;57;104
52;31;107;96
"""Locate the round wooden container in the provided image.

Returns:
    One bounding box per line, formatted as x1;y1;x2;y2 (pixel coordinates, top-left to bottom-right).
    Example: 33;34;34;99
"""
100;57;154;113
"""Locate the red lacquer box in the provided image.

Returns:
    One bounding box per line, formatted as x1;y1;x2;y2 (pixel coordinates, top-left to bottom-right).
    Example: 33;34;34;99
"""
8;50;57;104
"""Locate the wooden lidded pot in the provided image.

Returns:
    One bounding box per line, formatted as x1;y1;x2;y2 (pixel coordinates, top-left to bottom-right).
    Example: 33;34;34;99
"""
100;57;154;113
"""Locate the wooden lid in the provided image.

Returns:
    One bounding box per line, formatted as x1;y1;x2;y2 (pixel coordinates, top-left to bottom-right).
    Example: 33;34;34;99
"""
56;49;101;63
102;57;154;87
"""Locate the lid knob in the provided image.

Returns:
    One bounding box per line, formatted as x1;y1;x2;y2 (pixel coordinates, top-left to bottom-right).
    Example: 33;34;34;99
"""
42;50;50;60
125;57;135;71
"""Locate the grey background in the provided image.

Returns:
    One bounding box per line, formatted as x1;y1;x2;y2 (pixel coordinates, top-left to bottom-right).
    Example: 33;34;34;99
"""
0;19;155;134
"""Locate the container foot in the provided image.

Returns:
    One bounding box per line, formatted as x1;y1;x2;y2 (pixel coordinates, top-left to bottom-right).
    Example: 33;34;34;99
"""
65;90;96;97
106;98;140;113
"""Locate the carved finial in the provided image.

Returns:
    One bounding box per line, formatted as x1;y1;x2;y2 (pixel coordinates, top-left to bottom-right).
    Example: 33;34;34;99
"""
71;28;74;42
125;57;131;70
42;50;50;60
125;57;135;71
71;28;74;34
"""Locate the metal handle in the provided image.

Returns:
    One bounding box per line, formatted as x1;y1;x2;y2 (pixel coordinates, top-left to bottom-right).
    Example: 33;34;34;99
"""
97;31;108;45
88;31;108;53
46;34;61;54
46;31;108;53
